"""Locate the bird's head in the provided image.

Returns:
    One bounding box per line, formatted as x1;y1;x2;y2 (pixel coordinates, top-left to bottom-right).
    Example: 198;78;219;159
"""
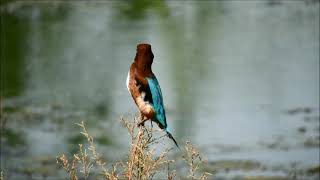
135;43;154;71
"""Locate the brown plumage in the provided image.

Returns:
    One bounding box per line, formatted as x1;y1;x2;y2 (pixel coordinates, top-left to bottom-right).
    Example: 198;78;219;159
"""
126;44;155;122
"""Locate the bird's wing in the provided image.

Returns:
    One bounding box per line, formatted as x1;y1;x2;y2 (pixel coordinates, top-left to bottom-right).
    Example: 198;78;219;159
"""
146;77;167;129
134;74;153;105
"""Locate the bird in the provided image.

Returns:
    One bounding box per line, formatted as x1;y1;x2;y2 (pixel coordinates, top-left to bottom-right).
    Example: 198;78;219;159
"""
126;43;179;148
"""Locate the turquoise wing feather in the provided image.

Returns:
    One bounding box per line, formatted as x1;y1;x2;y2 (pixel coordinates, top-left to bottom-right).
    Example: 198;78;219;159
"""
146;77;167;128
147;77;179;148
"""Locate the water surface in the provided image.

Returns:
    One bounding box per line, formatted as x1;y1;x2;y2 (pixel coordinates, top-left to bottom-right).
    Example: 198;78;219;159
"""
1;1;319;179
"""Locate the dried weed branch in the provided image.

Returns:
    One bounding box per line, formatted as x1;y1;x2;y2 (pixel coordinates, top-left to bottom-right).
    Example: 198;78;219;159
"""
121;117;173;180
57;121;119;180
183;142;212;180
56;154;78;180
57;117;212;180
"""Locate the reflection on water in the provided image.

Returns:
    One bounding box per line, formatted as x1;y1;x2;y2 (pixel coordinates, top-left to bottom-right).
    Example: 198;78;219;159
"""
1;1;319;179
0;11;27;97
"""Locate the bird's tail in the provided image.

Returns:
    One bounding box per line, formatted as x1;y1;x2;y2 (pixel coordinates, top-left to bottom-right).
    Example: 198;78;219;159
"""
165;129;180;149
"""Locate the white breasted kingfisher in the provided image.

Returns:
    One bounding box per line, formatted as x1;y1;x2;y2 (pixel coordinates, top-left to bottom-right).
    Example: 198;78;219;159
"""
126;43;179;148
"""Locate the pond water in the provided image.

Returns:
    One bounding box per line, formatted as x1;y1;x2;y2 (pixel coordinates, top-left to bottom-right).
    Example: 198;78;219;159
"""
1;1;319;179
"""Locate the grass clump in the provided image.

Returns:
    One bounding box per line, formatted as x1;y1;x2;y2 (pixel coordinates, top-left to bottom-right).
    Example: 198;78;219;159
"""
57;117;211;179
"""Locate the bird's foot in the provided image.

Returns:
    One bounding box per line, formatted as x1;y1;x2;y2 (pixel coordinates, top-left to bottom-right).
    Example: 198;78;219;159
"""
137;116;149;127
137;121;145;127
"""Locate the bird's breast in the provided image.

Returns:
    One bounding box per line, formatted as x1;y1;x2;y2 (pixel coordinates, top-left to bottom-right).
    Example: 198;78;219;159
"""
126;70;130;92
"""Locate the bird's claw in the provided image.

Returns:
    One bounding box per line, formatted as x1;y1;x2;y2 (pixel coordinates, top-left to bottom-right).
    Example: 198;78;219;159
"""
137;121;145;127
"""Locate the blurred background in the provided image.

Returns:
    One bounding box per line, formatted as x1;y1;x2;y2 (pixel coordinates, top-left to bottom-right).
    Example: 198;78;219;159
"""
1;0;319;179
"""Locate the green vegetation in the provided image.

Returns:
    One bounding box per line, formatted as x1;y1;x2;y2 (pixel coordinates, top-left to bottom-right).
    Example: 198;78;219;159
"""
1;128;25;147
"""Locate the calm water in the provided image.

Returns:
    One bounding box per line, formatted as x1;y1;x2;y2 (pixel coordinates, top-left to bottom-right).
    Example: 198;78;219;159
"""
1;1;319;179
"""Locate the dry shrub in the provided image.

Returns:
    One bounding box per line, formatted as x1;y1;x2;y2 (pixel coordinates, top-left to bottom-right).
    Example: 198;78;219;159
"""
122;117;174;180
57;121;118;180
57;117;212;180
183;142;212;180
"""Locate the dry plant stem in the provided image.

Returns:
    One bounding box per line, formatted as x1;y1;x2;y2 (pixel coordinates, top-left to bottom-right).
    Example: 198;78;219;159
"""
167;163;176;180
184;142;212;180
122;116;173;180
56;154;78;180
137;127;144;179
78;144;92;179
57;121;119;180
58;118;179;180
76;121;119;179
70;157;78;180
127;118;144;180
